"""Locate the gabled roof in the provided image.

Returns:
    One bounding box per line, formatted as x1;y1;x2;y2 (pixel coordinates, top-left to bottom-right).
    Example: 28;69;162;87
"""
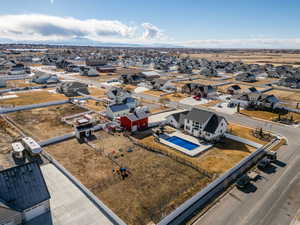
126;111;148;121
0;162;50;211
203;114;226;133
109;104;129;112
185;108;213;124
229;85;241;90
168;111;189;123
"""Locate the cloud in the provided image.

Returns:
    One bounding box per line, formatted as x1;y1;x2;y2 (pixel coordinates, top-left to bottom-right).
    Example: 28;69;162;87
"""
141;22;167;40
0;14;137;43
181;38;300;49
50;0;54;4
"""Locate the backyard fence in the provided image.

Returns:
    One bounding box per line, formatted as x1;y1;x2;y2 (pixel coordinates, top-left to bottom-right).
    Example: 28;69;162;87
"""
156;138;279;225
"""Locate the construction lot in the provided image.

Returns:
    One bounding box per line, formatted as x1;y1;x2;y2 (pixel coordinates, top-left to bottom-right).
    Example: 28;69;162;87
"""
0;89;68;106
44;133;210;225
7;104;87;141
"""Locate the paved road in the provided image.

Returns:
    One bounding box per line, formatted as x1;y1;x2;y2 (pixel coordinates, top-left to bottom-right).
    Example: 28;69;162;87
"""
192;112;300;225
36;67;300;225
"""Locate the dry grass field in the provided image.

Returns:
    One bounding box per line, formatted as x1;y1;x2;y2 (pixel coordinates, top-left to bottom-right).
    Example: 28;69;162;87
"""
185;52;300;66
240;109;300;124
45;134;209;225
181;79;224;86
0;79;40;90
88;87;107;97
236;78;278;86
265;89;300;102
8;104;87;141
227;123;269;145
0;118;21;169
0;89;67;106
144;90;166;97
139;135;255;175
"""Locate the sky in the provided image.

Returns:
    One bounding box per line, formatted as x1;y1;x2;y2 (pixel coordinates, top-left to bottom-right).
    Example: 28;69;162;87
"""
0;0;300;48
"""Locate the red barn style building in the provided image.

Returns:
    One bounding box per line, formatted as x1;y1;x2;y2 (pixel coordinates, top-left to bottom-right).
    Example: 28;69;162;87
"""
120;112;148;132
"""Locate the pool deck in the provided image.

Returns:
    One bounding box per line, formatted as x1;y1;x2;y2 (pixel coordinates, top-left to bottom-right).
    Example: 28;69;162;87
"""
159;131;212;157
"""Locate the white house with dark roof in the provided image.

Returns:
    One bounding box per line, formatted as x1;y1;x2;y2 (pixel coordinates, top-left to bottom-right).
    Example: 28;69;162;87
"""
0;162;50;225
106;104;130;119
183;108;228;141
166;111;189;128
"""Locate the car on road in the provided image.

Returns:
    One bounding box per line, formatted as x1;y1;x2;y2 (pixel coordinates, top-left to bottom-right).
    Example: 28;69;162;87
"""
258;157;271;169
235;174;251;189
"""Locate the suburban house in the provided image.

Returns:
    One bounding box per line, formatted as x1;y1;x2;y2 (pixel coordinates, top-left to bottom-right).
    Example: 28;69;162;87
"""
200;67;218;77
140;71;160;80
166;110;189;128
57;81;89;97
106;104;130;119
120;74;145;85
0;162;51;225
32;72;60;84
96;66;116;73
80;67;99;76
0;79;6;88
120;111;149;132
231;93;280;109
182;83;216;98
247;87;260;94
167;108;227;141
182;108;228;141
227;85;241;95
8;63;30;75
235;72;256;82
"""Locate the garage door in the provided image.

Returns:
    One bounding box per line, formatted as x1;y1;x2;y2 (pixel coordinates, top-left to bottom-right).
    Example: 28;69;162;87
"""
24;205;47;221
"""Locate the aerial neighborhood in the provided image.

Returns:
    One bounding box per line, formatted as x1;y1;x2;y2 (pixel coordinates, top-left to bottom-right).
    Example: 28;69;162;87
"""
0;44;299;225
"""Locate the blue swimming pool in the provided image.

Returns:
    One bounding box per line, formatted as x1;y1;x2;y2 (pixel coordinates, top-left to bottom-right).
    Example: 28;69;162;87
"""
165;136;199;150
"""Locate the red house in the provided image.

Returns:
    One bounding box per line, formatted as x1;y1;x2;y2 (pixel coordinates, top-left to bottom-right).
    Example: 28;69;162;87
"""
120;112;148;132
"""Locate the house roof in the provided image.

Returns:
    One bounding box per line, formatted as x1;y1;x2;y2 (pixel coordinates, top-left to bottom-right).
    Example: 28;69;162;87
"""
141;71;160;77
248;87;258;92
109;104;129;112
185;108;213;124
169;111;189;124
126;111;148;121
229;85;241;90
203;114;226;133
0;162;50;211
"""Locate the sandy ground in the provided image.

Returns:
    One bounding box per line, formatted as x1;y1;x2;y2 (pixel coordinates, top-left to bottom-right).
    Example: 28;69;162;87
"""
0;89;67;106
44;134;209;225
8;104;87;141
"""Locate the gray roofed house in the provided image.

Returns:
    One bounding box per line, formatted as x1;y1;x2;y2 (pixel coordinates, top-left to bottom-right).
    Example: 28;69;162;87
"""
166;110;189;128
32;71;60;84
106;104;130;119
57;81;89;97
0;162;50;224
183;108;228;142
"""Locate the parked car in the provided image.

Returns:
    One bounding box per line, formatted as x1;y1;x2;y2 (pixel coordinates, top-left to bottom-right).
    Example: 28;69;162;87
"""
235;174;251;189
258;157;271;169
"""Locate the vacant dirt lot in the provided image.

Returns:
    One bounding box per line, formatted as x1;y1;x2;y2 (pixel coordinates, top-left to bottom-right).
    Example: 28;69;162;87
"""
236;78;278;86
265;89;300;102
8;104;87;140
45;134;209;225
0;89;67;106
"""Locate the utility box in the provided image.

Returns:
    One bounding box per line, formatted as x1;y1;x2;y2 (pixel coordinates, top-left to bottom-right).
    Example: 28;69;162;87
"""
12;142;25;159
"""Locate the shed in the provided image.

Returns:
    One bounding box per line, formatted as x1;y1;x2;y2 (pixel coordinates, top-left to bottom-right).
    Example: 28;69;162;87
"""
120;112;149;132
